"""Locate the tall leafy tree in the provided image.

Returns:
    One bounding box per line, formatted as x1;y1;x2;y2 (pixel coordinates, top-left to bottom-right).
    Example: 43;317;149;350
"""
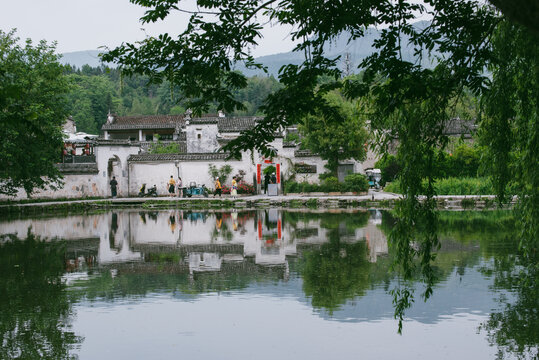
299;90;368;175
66;74;115;134
0;30;69;196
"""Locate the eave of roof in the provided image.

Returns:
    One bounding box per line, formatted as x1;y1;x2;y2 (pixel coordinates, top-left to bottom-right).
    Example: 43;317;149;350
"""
128;153;233;162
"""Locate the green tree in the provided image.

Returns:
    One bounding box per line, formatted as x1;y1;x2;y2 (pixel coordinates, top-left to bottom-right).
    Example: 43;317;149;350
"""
375;154;401;186
299;91;368;175
0;30;69;196
66;74;115;133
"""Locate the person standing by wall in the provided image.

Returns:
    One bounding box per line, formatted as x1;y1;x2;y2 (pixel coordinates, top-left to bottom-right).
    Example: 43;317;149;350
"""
168;175;176;195
264;173;270;194
110;176;118;198
231;176;238;199
214;177;222;197
177;176;183;197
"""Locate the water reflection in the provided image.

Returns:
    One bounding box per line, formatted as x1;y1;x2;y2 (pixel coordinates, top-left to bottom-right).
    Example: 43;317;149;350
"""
0;209;536;359
0;234;82;359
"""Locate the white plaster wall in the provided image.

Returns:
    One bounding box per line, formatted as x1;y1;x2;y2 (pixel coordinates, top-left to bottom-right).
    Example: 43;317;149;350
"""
96;144;141;197
186;124;219;153
129;156;257;195
129;162;178;196
0;174;103;201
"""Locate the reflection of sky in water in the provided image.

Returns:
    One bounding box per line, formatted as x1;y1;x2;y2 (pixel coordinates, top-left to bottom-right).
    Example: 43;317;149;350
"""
73;284;496;360
0;209;531;360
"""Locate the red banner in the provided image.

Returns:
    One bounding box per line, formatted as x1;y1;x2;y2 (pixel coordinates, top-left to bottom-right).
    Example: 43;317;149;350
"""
257;164;261;184
277;219;282;240
258;219;262;240
276;163;281;183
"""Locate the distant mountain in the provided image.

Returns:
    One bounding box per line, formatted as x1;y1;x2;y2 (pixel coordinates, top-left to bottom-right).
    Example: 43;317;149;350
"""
60;50;111;68
237;20;435;77
61;21;434;75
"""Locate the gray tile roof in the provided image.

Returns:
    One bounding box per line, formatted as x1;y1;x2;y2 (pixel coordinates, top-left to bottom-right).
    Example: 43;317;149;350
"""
101;114;263;133
188;117;219;124
96;139;135;146
128;153;232;162
102;115;185;130
56;163;99;174
218;117;261;132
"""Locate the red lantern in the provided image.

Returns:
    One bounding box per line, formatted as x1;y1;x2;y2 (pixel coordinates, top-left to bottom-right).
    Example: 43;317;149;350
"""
62;149;67;156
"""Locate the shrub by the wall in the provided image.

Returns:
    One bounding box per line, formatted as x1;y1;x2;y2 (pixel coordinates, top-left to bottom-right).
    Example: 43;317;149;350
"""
321;177;341;192
284;174;368;194
344;173;369;192
384;177;497;195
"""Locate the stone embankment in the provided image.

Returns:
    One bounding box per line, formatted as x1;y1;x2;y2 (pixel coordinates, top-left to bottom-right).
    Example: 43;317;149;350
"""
0;191;515;216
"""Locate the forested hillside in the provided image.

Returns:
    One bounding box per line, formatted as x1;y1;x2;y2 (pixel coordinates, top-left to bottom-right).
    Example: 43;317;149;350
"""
64;65;281;134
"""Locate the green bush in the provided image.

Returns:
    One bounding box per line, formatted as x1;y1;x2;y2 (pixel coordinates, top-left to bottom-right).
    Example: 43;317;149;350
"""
384;181;400;193
284;176;369;194
343;173;369;192
321;177;340;192
285;181;299;193
384;177;497;195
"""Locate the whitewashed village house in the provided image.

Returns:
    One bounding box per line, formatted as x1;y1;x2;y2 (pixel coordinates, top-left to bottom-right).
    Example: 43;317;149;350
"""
1;110;476;200
2;111;380;200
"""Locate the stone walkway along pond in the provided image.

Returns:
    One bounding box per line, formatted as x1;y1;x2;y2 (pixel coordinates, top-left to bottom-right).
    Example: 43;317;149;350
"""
0;190;515;216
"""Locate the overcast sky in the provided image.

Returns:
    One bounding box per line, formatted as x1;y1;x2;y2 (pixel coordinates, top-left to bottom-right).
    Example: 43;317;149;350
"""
0;0;297;58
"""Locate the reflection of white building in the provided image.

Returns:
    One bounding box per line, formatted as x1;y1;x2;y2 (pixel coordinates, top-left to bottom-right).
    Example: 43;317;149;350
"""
130;211;181;246
244;210;287;265
364;210;388;263
0;209;389;272
99;231;142;264
188;253;222;274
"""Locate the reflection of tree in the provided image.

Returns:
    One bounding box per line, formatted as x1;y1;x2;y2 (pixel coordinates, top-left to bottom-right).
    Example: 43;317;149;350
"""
0;234;81;359
300;230;371;313
477;231;538;360
385;209;538;356
381;209;534;339
481;263;538;359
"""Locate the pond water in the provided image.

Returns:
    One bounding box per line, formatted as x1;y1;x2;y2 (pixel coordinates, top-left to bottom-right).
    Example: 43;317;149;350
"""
0;209;536;359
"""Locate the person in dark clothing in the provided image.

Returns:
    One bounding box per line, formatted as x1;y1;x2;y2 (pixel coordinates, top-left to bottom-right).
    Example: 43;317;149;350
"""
271;173;277;184
264;173;270;194
110;176;118;198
